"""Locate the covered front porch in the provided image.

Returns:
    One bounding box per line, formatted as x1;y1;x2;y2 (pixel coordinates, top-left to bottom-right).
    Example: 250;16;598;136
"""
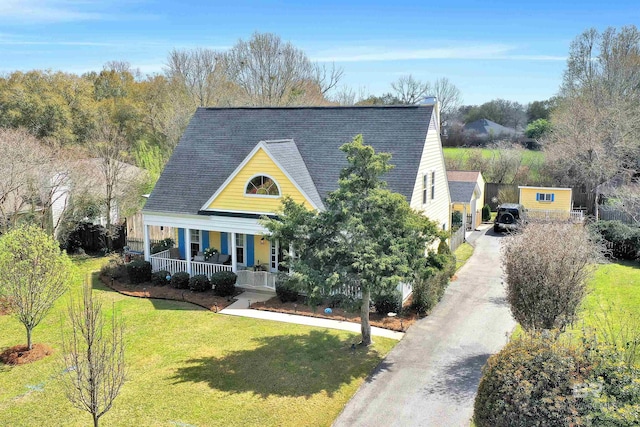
143;212;284;292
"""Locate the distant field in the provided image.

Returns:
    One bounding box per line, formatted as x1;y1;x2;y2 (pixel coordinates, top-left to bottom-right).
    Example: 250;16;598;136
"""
443;147;546;183
443;147;545;166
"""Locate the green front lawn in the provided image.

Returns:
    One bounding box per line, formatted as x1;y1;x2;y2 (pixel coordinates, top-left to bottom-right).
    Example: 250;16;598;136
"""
0;256;395;426
578;261;640;330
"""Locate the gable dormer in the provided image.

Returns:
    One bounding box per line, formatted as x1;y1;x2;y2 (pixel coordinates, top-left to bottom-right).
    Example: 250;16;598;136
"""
200;139;323;215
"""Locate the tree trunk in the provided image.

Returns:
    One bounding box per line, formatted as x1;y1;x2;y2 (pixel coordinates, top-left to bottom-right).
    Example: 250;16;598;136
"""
93;413;99;427
360;288;372;346
26;326;32;351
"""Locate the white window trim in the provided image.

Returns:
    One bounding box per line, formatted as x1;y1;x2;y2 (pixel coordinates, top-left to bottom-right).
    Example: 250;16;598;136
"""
422;173;428;204
232;233;246;266
538;193;554;202
244;173;282;199
190;229;202;253
430;170;436;200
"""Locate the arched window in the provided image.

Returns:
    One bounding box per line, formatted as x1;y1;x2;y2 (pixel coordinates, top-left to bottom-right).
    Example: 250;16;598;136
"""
245;175;280;196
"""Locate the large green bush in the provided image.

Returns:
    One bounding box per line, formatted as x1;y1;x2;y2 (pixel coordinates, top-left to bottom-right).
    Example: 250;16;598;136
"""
474;334;586;427
189;274;211;292
126;260;152;284
411;251;456;314
372;291;401;315
275;275;300;303
151;270;170;286
211;271;237;297
475;332;640;427
482;204;491;222
590;220;640;260
170;272;190;289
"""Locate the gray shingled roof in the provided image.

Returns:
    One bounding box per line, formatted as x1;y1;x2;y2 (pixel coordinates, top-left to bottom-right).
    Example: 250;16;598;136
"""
144;106;434;215
262;139;325;209
448;181;477;204
463;119;517;136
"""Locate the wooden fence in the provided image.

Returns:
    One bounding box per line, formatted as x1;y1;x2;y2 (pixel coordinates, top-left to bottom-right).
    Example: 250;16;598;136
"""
449;225;466;252
599;206;638;225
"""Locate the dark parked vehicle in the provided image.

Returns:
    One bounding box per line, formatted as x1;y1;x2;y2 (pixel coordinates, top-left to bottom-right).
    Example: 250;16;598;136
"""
494;203;527;232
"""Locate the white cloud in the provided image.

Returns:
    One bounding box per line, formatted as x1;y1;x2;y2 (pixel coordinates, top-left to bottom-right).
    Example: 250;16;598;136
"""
0;0;154;24
312;44;565;63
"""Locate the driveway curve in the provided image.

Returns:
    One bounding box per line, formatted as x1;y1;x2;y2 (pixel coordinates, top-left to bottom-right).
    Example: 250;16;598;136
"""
333;228;516;427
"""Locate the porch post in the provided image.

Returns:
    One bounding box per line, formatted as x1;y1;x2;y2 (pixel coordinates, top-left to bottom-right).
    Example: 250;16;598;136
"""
231;232;237;273
185;227;192;275
143;223;150;261
288;243;294;274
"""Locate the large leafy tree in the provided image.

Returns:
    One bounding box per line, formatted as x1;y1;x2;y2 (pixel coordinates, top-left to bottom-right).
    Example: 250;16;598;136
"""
0;224;73;350
265;136;441;345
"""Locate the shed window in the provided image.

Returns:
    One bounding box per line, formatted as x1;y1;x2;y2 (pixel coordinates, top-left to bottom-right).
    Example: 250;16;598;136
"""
246;176;280;196
536;192;555;202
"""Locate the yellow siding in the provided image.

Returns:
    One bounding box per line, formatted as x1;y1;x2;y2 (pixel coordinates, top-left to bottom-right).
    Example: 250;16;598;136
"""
207;147;314;213
452;203;467;212
519;187;572;211
208;231;221;251
254;235;271;267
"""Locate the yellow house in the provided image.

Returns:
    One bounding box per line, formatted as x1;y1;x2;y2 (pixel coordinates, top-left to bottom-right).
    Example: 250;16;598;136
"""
447;171;485;229
142;106;451;292
518;186;574;221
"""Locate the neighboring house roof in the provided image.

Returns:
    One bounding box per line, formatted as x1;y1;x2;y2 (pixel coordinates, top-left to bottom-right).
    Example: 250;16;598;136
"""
463;119;517;136
144;106;436;215
448;181;478;204
447;170;480;183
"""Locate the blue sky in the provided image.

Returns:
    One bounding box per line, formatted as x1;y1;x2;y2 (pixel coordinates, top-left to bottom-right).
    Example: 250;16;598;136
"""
0;0;638;105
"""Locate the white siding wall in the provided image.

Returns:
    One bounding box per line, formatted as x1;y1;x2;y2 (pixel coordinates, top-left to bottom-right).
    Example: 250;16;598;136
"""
410;112;451;232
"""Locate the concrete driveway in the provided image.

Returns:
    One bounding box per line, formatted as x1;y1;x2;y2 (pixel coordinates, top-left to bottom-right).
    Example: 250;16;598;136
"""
333;227;516;427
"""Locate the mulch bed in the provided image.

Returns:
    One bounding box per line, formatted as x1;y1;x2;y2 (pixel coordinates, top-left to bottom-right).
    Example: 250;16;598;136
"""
0;343;53;365
0;297;11;316
251;297;420;332
100;275;238;312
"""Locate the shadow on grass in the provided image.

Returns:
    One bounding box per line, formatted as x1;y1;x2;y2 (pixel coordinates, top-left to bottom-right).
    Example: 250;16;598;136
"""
171;330;384;398
422;353;491;404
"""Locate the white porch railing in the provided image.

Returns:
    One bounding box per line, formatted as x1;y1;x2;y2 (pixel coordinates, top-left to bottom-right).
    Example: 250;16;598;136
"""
236;270;276;290
191;261;233;276
149;251;232;276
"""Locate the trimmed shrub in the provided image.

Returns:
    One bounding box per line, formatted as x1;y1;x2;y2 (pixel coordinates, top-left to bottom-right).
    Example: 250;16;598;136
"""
372;291;401;315
589;220;640;260
474;333;586;427
151;270;170;286
482;204;491;222
327;293;354;309
100;254;127;280
170;272;190;289
126;260;152;284
437;239;451;255
211;271;237;297
189;274;211;292
451;211;463;229
275;275;299;303
411;252;456;314
150;238;175;254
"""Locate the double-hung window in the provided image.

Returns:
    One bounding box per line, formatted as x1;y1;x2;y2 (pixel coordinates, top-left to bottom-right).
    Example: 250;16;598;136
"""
422;174;428;204
430;171;436;200
536;193;554;202
190;229;201;255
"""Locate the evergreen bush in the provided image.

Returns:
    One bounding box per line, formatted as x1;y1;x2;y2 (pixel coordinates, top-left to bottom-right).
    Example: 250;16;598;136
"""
211;271;237;297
